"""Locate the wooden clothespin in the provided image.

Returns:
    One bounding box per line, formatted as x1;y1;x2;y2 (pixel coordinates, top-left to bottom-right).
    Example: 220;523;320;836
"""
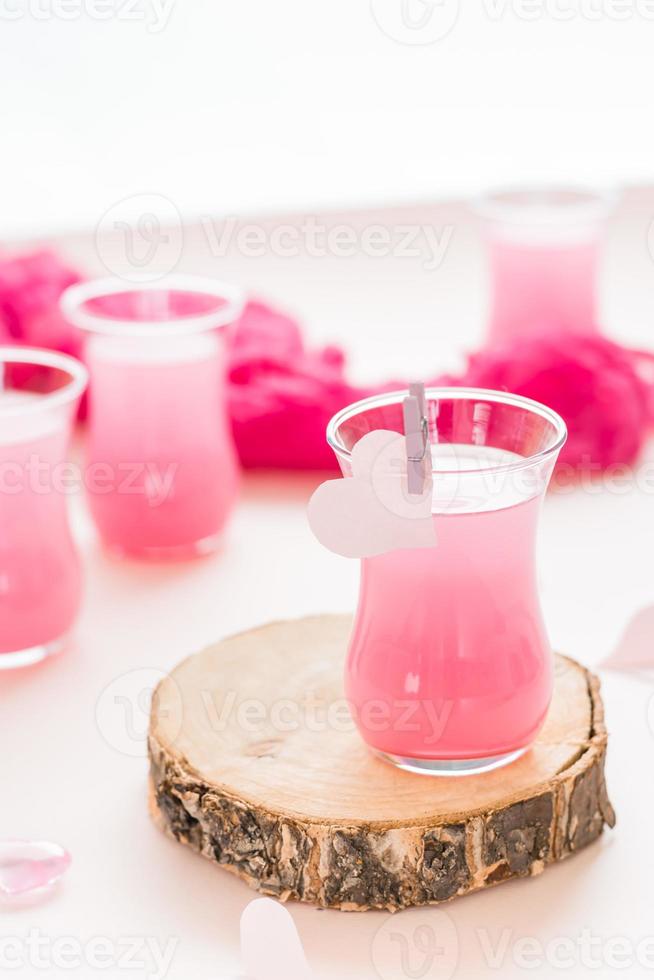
403;382;430;495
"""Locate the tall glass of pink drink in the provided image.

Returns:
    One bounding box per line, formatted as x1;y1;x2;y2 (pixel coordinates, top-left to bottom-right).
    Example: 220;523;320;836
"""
61;276;244;560
0;347;87;669
327;388;566;775
474;187;614;344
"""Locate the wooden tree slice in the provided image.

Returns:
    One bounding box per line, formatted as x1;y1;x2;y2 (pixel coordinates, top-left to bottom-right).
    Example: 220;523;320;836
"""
149;615;615;912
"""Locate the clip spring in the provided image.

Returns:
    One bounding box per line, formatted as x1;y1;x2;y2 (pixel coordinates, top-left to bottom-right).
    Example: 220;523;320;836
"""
403;382;430;496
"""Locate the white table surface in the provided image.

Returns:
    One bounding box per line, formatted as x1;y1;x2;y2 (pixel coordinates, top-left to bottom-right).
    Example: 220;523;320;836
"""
3;193;654;979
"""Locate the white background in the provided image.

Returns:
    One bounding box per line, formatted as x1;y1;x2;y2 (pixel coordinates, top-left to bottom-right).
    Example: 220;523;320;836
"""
3;4;654;980
2;0;654;237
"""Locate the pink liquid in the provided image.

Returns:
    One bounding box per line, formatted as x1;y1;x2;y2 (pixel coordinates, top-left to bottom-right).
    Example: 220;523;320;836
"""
0;409;82;656
488;239;599;343
86;335;238;557
346;454;552;761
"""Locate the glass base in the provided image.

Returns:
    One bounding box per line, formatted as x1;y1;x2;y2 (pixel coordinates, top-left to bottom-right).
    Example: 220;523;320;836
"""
0;637;65;671
375;746;528;777
104;532;222;562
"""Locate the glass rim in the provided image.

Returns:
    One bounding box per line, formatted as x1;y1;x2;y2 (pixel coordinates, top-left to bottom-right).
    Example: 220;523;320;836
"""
0;346;88;416
60;274;246;337
326;387;567;475
471;184;617;227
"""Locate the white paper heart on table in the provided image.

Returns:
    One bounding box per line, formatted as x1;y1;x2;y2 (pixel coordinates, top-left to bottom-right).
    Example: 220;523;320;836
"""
240;899;314;980
213;899;315;980
0;840;71;903
308;429;436;558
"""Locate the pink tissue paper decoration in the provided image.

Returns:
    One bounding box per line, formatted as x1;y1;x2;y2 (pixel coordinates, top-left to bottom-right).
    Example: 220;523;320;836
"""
461;330;654;470
2;247;654;472
0;249;83;356
228;299;376;469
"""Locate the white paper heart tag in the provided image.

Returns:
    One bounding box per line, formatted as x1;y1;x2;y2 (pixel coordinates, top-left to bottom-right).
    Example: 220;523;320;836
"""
308;429;436;558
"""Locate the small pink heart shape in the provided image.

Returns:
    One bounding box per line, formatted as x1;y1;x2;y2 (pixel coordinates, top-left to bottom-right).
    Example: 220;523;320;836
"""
0;840;71;899
602;605;654;671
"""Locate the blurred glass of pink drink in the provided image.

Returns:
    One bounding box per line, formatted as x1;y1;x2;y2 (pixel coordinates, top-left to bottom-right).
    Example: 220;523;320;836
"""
474;187;614;344
61;277;244;560
0;349;87;668
328;389;566;776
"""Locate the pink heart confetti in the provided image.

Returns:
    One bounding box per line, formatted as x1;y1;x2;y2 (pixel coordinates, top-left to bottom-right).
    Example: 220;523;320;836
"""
601;604;654;671
0;840;71;901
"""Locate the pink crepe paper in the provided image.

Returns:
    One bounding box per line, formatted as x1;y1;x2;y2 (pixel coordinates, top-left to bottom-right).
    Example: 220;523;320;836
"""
460;330;654;470
2;248;653;473
229;300;375;468
0;249;83;356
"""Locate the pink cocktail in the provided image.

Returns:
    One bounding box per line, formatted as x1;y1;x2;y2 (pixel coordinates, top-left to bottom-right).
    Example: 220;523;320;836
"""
0;348;87;668
475;187;614;344
61;277;244;559
327;388;566;775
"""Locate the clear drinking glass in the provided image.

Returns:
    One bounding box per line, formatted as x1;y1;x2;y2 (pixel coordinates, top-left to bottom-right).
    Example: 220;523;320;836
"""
474;186;614;345
327;387;567;776
61;276;244;560
0;347;87;669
